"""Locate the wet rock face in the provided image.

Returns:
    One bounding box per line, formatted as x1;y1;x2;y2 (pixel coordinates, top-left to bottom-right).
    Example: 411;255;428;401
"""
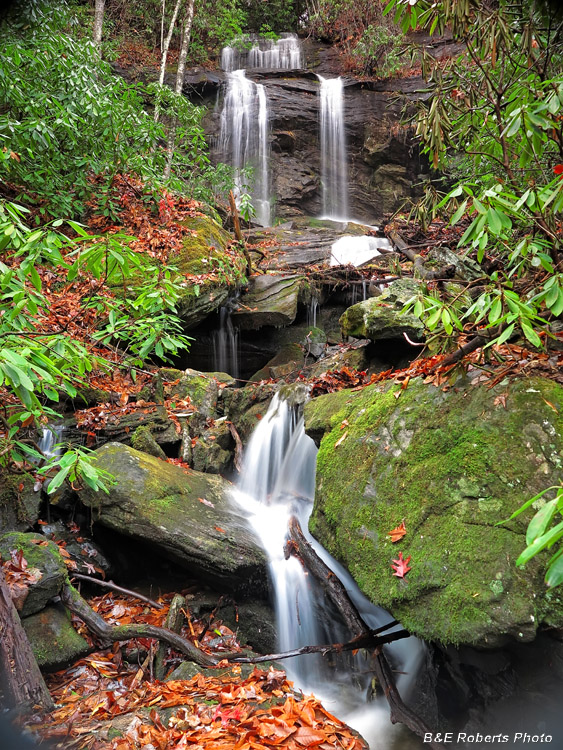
304;376;563;648
201;62;430;223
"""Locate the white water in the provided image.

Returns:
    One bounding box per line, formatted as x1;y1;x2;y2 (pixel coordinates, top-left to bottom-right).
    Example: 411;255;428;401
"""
38;425;65;459
233;392;424;748
221;34;303;72
219;70;272;227
212;305;240;379
330;235;391;267
319;76;349;220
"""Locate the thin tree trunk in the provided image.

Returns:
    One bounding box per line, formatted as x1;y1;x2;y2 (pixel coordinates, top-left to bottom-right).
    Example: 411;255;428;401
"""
160;0;166;52
154;0;183;124
0;567;54;712
163;0;195;180
93;0;106;55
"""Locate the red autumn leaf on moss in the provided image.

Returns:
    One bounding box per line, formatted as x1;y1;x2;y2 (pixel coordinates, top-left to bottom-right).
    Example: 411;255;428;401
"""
388;521;407;543
391;552;412;578
554;164;563;178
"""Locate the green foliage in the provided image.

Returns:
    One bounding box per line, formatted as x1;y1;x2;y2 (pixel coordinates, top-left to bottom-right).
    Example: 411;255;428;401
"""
386;0;563;350
39;446;116;495
0;200;191;474
350;24;407;77
501;486;563;589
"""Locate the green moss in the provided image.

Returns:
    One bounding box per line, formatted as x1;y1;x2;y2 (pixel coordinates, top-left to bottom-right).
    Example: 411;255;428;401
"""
308;376;563;646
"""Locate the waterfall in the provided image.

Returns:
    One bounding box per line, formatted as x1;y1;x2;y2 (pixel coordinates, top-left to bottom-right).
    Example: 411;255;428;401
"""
219;70;272;227
221;34;303;72
319;76;349;220
212;305;240;379
38;425;65;460
307;297;319;328
233;392;424;748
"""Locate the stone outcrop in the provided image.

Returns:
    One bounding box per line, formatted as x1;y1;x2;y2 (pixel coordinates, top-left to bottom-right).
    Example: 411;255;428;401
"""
340;278;424;342
77;443;268;595
22;603;90;671
231;275;308;329
304;376;563;647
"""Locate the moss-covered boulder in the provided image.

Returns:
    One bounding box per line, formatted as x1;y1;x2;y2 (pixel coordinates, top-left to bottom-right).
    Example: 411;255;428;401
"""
77;443;267;595
161;367;236;417
223;383;277;443
130;424;167;459
231;275;307;329
171;215;244;330
0;532;67;617
192;422;233;475
0;475;41;535
22;603;90;670
340;278;424;342
304;376;563;647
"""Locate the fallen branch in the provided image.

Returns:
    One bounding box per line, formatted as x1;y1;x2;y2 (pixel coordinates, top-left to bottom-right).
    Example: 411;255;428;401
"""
286;516;445;750
227;421;244;472
231;622;411;664
71;573;163;609
61;583;217;667
388;230;456;281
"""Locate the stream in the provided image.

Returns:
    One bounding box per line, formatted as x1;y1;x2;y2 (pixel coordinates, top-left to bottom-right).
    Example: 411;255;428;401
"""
232;391;425;749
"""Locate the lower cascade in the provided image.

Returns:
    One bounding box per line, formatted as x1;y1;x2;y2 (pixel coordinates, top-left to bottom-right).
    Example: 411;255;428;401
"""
233;391;425;748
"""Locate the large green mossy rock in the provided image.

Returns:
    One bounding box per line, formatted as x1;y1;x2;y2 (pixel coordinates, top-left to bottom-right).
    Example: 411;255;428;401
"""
0;532;67;617
77;443;267;595
304;376;563;647
170;215;240;329
22;603;90;671
340;279;424;342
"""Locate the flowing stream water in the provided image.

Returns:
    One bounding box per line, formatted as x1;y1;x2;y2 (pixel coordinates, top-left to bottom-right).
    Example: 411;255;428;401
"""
233;391;425;749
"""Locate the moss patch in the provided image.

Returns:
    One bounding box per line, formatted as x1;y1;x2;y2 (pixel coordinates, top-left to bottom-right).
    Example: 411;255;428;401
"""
305;376;563;647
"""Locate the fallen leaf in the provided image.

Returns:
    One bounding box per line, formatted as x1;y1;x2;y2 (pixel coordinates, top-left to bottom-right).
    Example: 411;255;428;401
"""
334;430;348;449
199;497;215;508
214;526;226;533
391;552;412;579
493;393;507;408
543;398;559;413
387;521;407;543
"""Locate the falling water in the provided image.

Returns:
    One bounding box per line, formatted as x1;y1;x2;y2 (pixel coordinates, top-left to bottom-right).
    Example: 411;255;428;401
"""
221;34;303;72
307;297;319;328
38;425;65;460
319;76;349;220
233;392;424;748
219;70;272;227
212;305;240;379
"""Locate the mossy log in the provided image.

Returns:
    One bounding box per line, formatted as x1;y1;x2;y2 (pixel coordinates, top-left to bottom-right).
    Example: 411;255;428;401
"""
60;583;217;668
286;516;445;750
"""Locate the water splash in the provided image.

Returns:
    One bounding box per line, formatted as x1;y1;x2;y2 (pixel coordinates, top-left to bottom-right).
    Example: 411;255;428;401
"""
219;70;272;227
233;391;425;747
319;76;348;220
330;235;391;267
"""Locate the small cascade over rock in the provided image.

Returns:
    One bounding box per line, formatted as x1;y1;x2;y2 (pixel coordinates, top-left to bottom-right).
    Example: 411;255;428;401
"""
221;33;303;72
233;389;424;747
38;425;65;460
219;70;271;227
319;76;348;220
212;303;240;379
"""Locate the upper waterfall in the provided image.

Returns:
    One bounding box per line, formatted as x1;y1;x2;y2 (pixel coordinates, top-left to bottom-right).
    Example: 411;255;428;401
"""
218;70;272;227
221;33;303;72
319;76;349;220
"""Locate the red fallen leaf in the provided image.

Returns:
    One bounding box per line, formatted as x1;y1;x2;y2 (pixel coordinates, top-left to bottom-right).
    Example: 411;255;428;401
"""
214;526;226;533
554;164;563;175
391;551;412;578
388;521;407;543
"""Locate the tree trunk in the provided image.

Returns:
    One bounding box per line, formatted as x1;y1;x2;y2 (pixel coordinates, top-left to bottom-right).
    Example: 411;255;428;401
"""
93;0;106;55
154;0;183;124
163;0;195;180
0;567;54;712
